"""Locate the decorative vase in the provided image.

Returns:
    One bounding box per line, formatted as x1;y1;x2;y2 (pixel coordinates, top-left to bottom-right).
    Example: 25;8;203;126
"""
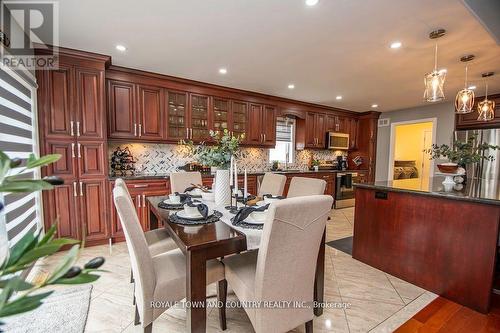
214;169;231;206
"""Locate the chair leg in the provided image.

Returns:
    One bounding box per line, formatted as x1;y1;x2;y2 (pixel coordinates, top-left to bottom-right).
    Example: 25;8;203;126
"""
132;282;136;305
143;323;152;333
134;304;140;326
130;269;134;283
217;279;228;331
305;319;313;333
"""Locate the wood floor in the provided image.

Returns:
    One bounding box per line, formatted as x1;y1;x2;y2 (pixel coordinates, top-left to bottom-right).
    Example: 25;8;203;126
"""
395;294;500;333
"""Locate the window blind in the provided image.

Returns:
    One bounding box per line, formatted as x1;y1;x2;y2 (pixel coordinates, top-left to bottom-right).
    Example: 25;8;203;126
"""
276;117;293;142
0;64;41;246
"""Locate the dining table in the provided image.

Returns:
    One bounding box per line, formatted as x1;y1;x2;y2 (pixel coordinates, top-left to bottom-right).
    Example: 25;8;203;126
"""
147;196;326;333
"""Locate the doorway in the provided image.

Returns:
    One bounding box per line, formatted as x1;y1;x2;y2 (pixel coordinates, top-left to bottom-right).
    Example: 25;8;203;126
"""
388;118;437;189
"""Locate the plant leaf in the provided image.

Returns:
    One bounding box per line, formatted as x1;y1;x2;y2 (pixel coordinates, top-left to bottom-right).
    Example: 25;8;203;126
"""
0;180;53;193
0;291;53;317
54;272;100;285
0;277;33;291
15;240;77;267
37;224;57;246
25;154;61;169
46;245;80;284
3;231;37;268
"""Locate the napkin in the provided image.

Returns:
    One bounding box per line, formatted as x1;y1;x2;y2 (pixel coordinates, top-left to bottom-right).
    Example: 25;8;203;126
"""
174;192;190;203
184;197;209;219
232;204;269;224
183;186;197;193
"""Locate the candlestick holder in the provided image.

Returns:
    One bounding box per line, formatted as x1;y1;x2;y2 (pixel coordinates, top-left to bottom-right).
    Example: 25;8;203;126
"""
225;185;239;213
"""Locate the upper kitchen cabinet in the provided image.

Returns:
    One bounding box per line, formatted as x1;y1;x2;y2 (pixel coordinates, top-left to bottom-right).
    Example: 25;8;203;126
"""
246;103;277;146
165;90;188;141
38;57;107;141
231;100;248;139
347;117;359;149
189;93;210;142
297;112;326;149
327;115;346;133
213;97;230;133
455;93;500;130
108;80;167;141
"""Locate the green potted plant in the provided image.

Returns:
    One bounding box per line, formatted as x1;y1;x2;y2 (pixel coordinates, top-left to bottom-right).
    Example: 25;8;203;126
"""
311;159;320;172
0;151;105;323
426;135;499;174
270;160;279;171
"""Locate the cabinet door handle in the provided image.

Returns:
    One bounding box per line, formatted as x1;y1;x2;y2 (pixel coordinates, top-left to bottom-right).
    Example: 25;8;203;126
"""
186;128;189;139
79;181;83;196
137;195;142;208
263;133;266;142
133;184;149;188
134;123;137;136
71;143;75;158
77;143;81;158
73;181;77;197
138;124;142;137
76;121;81;137
70;121;74;136
142;194;146;207
190;128;193;139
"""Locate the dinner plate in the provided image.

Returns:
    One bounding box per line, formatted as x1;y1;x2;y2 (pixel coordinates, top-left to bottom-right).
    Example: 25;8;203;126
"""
244;211;267;225
176;209;214;221
162;199;183;205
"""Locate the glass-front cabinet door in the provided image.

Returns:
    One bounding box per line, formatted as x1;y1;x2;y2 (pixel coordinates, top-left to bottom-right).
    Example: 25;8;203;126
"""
231;100;248;140
189;94;210;142
166;90;187;141
213;97;230;134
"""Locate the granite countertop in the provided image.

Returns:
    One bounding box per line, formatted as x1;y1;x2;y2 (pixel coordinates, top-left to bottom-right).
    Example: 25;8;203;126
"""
354;177;500;206
108;169;368;180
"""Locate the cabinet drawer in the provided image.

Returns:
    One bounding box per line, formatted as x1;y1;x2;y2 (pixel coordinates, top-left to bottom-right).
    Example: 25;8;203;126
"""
126;180;169;193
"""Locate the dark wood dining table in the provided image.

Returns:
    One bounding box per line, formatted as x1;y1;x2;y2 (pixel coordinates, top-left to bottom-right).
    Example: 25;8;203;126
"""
148;196;325;333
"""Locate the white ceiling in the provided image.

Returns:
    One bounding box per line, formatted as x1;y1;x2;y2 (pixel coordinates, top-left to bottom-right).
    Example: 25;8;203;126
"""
55;0;500;112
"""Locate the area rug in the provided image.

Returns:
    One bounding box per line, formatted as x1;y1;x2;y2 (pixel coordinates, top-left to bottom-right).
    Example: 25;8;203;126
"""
326;236;353;255
2;285;93;333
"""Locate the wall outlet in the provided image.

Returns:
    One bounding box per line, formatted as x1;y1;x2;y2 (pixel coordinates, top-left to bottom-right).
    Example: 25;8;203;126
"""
378;118;390;127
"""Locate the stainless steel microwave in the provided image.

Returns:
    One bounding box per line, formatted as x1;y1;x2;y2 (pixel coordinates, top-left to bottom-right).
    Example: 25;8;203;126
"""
327;132;350;150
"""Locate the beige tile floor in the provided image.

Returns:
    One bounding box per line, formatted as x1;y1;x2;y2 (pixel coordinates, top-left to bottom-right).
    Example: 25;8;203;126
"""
38;207;437;333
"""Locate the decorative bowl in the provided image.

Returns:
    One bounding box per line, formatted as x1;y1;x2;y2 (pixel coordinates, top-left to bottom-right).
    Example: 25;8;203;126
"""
437;163;458;174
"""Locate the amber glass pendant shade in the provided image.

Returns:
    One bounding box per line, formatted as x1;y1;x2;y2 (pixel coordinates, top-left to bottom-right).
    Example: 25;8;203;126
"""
477;98;495;121
424;69;446;102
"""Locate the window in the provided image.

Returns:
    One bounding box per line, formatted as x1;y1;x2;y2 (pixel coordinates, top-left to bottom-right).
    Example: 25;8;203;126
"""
269;117;295;163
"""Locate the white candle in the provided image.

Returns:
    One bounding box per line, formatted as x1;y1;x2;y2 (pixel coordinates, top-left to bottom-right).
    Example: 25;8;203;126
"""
244;169;248;199
229;156;234;187
234;160;238;195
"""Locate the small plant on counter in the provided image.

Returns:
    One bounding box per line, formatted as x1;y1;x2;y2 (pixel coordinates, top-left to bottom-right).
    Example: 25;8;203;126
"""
425;135;500;165
180;129;244;169
0;151;106;321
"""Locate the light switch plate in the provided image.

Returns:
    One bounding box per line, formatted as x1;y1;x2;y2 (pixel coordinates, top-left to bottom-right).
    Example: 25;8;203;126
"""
378;118;390;127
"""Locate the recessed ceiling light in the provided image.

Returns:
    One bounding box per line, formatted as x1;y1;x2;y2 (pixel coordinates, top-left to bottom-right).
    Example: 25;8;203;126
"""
288;84;295;89
218;68;227;74
371;104;379;108
468;85;476;90
305;0;319;6
115;44;127;52
390;41;402;49
336;95;342;100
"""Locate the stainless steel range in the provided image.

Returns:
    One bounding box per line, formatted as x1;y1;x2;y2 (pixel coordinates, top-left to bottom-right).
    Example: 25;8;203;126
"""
335;172;358;209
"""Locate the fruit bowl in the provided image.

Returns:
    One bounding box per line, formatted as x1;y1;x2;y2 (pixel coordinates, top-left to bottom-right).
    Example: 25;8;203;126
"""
437;163;458;174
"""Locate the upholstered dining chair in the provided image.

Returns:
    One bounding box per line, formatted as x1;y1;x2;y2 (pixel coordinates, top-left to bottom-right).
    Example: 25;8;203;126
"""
286;177;326;198
222;195;333;333
115;178;177;257
113;185;227;333
170;171;203;193
258;172;287;197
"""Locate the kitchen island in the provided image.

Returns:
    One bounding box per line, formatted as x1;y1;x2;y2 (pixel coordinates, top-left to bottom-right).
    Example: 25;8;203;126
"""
353;177;500;313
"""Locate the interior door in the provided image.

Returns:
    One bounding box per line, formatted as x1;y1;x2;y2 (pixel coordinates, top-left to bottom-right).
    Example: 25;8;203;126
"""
76;68;105;140
79;179;109;242
247;103;263;145
138;85;165;140
262;105;277;146
43;64;75;139
107;80;137;139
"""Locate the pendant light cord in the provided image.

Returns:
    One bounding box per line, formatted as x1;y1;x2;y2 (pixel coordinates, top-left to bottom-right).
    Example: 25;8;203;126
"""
434;43;438;71
464;65;468;88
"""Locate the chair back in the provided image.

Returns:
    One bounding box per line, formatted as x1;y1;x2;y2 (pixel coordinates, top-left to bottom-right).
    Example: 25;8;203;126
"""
113;185;155;321
254;195;333;332
114;178;132;201
170;171;203;193
286;177;326;198
258;173;286;197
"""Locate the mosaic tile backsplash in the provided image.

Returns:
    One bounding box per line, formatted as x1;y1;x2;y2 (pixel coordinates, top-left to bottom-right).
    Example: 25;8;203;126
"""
108;143;345;175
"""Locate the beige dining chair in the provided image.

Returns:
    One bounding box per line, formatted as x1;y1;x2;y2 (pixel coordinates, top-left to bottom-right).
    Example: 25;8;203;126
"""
222;195;333;333
258;172;287;197
170;171;203;193
113;185;227;333
286;177;326;198
115;178;177;257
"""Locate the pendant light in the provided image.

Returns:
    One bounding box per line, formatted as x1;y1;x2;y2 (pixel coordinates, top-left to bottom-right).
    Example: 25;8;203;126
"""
424;29;447;102
455;55;475;113
477;72;495;122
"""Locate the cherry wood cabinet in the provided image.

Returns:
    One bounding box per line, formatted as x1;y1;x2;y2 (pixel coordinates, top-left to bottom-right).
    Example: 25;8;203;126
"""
189;94;210;142
213;97;230;133
231;100;248;138
347;118;359;150
326;115;346;133
455;93;500;130
348;112;380;182
107;80;136;139
246;103;276;146
138;85;165;140
166;90;188;141
37;48;110;246
298;112;326;149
